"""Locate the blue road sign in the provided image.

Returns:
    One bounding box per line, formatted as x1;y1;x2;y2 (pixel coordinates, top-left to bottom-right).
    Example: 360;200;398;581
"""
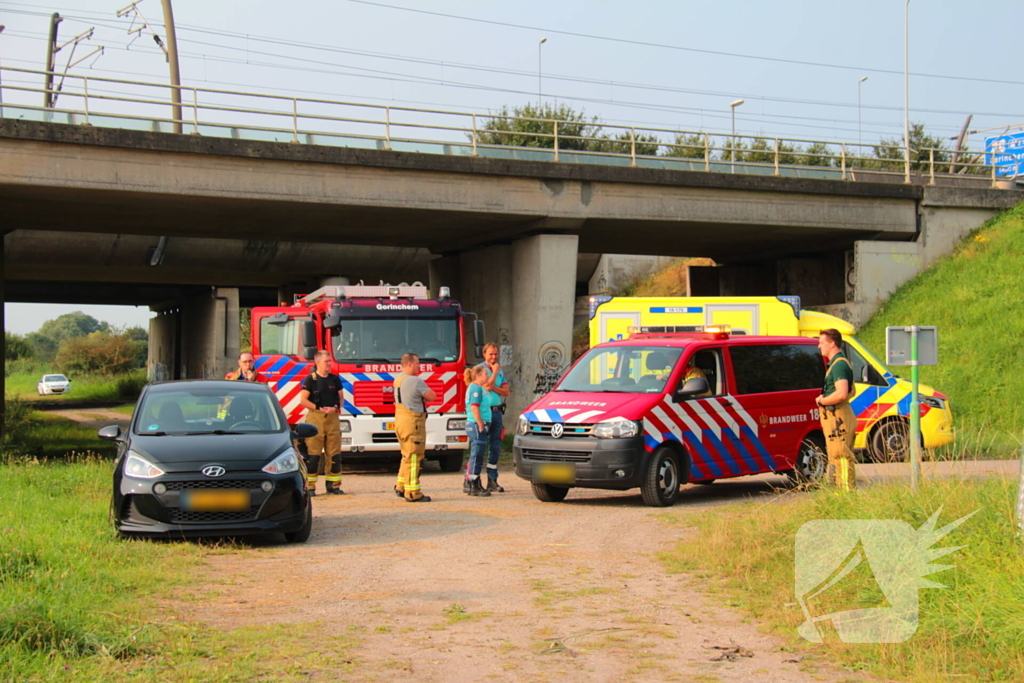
985;132;1024;178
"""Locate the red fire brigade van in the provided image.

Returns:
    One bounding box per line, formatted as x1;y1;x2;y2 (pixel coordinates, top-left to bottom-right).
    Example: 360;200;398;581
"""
513;326;828;506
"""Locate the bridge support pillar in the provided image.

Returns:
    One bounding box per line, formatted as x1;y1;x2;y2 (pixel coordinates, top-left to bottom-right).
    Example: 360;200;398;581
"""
148;287;239;381
450;234;578;422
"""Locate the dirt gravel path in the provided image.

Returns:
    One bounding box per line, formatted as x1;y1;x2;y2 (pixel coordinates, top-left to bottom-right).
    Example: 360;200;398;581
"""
177;467;877;683
47;407;131;432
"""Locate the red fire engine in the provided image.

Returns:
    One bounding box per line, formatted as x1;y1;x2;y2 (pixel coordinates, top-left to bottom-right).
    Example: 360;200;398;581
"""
250;282;483;472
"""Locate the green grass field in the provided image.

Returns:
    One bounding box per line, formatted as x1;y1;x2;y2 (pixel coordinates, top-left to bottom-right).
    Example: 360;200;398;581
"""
5;365;147;404
0;454;356;682
659;478;1024;682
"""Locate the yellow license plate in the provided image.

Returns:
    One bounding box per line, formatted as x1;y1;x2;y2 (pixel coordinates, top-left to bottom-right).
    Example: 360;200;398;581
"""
181;489;250;512
535;463;575;484
384;422;396;430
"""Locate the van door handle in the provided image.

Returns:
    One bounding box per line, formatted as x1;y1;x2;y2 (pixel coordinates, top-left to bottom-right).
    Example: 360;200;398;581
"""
722;400;733;406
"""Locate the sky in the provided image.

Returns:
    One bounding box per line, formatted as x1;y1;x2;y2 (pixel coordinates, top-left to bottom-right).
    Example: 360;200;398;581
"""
2;0;1023;333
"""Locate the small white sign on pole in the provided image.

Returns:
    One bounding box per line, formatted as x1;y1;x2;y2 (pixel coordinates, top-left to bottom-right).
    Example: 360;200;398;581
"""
886;326;939;366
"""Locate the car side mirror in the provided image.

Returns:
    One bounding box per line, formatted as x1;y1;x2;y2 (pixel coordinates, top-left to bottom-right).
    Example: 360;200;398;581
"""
673;377;709;402
98;425;122;440
303;347;317;361
293;422;319;440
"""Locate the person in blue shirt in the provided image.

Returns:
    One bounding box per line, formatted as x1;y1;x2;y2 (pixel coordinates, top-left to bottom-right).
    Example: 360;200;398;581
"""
477;343;510;492
463;365;492;497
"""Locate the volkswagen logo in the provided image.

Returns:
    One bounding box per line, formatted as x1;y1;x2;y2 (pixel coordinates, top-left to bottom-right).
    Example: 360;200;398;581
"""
550;423;564;439
202;465;227;477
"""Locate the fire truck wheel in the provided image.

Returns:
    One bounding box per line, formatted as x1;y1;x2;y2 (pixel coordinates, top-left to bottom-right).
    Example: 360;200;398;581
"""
531;482;569;502
438;453;464;472
788;434;827;485
641;447;681;507
284;497;313;544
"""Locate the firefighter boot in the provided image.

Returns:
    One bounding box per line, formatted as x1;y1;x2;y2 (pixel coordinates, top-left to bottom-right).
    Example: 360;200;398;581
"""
468;478;491;497
463;478;471;494
486;478;505;493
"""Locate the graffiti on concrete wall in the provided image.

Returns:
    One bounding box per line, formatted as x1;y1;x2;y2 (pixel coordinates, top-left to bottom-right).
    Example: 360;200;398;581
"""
533;340;568;395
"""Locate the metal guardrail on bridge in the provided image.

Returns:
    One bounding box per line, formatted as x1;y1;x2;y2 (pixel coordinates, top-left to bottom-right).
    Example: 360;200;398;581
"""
0;65;1017;188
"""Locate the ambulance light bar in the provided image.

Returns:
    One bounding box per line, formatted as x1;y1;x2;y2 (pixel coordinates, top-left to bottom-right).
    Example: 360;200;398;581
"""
627;325;732;338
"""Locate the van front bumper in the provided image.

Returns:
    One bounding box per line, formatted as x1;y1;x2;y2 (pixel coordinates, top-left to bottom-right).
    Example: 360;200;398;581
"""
513;434;647;490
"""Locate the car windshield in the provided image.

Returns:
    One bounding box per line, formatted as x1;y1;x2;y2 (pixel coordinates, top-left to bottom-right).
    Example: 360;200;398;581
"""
44;374;67;382
556;345;684;394
134;388;283;435
332;316;460;363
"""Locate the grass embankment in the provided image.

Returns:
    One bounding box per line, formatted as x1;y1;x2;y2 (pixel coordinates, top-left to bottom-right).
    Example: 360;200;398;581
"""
660;478;1024;682
0;455;358;682
858;201;1024;456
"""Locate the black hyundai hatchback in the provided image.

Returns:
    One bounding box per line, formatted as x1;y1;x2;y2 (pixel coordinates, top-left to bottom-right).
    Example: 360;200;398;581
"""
101;379;317;542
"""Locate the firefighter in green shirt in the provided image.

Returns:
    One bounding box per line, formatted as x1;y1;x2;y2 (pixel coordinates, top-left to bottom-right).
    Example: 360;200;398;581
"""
816;328;857;491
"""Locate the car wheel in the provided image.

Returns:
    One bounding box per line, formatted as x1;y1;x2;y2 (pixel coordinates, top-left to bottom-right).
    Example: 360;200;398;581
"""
438;452;464;472
531;482;569;502
788;434;827;485
284;498;313;544
640;446;681;507
870;420;910;463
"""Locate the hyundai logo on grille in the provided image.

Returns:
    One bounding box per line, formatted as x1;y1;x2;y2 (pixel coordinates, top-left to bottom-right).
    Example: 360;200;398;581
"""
550;423;564;439
202;465;227;477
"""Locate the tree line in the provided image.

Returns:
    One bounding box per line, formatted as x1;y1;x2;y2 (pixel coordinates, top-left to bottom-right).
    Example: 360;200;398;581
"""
5;311;148;377
476;104;982;173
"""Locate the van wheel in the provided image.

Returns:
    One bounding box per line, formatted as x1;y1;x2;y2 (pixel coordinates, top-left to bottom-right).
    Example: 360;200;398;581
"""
869;420;910;463
438;452;464;472
531;483;569;502
284;498;313;543
788;434;827;485
641;447;681;507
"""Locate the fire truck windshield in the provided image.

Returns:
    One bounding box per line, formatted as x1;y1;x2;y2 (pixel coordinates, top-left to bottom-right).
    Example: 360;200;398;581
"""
332;317;460;363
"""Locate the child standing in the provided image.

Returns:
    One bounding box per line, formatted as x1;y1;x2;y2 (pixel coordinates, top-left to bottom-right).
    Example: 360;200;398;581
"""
463;365;492;497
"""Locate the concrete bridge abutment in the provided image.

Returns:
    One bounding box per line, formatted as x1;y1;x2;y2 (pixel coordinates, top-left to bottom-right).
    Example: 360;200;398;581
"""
431;234;579;421
148;287;239;382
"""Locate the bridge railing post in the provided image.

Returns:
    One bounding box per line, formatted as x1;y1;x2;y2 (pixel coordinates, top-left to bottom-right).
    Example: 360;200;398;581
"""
773;138;780;176
630;127;637;167
385;106;391;151
192;87;199;134
471;113;478;156
841;143;848;180
929;148;936;185
553;120;559;162
992;153;998;188
82;76;90;126
291;98;299;143
703;134;710;172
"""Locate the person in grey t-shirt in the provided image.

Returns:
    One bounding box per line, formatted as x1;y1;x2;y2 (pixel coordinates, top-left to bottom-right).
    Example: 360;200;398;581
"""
393;353;437;502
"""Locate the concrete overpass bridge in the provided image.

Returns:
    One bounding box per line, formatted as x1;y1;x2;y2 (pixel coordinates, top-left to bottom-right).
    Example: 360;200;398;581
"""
3;98;1022;416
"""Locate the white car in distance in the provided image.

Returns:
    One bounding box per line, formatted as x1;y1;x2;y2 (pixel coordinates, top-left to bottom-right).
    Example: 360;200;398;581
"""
38;374;71;396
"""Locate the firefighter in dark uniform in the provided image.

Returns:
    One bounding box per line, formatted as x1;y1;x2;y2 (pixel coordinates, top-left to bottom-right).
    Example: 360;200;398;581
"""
298;350;344;496
393;353;436;502
816;328;857;491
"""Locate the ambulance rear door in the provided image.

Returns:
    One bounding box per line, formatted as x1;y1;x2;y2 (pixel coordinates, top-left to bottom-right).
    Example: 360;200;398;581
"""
705;304;760;335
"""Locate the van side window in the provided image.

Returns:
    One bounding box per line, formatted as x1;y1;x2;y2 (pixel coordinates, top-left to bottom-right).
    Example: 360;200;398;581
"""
842;342;886;386
680;348;724;396
729;344;824;395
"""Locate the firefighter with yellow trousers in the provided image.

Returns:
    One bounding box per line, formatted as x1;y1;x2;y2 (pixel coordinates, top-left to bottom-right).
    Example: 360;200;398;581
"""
393;353;437;502
816;328;857;491
298;350;345;496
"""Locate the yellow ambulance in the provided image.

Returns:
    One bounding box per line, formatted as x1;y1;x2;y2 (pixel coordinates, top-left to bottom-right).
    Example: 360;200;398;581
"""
587;296;954;461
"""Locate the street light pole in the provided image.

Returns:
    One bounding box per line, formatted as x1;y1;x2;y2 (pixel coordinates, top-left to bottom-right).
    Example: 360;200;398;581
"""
904;0;911;183
858;76;868;148
160;0;183;134
538;37;547;109
730;99;744;173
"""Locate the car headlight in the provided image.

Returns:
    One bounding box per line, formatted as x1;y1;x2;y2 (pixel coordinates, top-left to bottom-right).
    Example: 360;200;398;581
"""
262;448;300;474
921;396;946;410
447;418;466;431
124;451;165;478
516;415;529;436
592;419;641;439
339;420;351;433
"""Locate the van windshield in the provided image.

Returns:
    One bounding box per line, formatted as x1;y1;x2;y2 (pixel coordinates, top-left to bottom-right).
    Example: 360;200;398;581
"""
557;346;684;394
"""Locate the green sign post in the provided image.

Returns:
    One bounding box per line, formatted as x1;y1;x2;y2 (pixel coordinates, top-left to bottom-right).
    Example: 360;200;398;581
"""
886;326;938;490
